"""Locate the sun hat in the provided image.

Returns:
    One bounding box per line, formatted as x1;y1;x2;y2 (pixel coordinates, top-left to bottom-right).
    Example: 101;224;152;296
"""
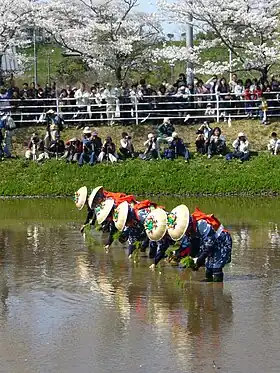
172;132;178;138
92;131;98;136
167;204;190;241
163;117;170;124
69;137;77;142
88;186;104;209
144;208;167;241
238;132;245;137
83;126;91;134
113;201;129;231
46;109;55;114
95;198;114;224
74;186;88;210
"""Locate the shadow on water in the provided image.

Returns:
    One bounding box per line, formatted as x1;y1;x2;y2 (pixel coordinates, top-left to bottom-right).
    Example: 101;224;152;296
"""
0;197;280;373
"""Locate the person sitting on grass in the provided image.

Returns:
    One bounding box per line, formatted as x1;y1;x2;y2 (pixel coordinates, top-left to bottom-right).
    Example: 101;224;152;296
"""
119;132;135;159
62;137;83;163
25;132;45;161
156;117;175;158
97;136;118;163
78;127;95;166
225;132;250;162
140;133;159;161
207;127;226;159
268;132;280;155
164;132;190;162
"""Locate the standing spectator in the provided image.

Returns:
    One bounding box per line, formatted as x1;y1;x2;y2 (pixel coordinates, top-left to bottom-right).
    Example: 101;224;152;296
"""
119;132;135;159
260;95;269;125
229;74;238;93
97;136;118;163
103;83;116;126
216;77;231;120
267;132;280;155
74;82;90;128
207;127;226;159
226;132;250;162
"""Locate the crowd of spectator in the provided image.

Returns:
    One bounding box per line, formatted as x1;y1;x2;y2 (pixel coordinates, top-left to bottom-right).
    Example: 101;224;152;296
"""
1;73;280;126
19;117;280;166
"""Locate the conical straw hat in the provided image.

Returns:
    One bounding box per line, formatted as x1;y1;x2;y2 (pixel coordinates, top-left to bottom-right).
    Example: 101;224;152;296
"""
167;204;190;241
88;185;103;209
113;201;129;231
74;186;88;211
144;208;167;241
95;198;114;224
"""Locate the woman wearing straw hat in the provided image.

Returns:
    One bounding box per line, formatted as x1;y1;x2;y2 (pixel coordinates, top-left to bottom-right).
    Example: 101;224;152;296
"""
143;208;175;269
167;207;232;282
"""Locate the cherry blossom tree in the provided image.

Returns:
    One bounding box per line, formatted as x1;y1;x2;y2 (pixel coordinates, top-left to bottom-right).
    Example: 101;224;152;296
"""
38;0;163;82
157;0;280;80
0;0;33;79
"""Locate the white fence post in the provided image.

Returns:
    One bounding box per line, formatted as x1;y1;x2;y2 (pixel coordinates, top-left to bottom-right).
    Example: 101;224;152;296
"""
135;100;139;125
216;93;220;123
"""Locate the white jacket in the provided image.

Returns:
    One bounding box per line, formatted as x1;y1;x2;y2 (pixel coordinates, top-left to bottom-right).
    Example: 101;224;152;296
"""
233;139;249;153
268;138;280;154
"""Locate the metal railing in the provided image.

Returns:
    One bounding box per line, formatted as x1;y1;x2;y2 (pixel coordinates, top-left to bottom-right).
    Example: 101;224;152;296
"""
0;92;279;126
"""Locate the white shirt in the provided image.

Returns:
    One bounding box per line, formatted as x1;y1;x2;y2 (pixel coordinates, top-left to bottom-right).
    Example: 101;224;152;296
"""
74;89;90;107
233;139;249;153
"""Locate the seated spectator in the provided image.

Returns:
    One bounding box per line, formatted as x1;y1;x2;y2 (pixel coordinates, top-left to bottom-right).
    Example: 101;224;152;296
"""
195;131;206;154
207;127;226;159
92;130;102;157
226;132;250;162
195;121;212;154
119;132;134;159
62;137;83;163
156;117;175;158
78;127;96;166
49;138;65;159
165;132;190;162
268;132;280;155
25;132;46;161
140;133;158;161
97;136;118;163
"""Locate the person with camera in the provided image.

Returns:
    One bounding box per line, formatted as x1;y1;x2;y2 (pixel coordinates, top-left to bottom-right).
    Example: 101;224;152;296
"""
119;132;135;159
62;137;83;163
140;133;159;160
97;136;118;163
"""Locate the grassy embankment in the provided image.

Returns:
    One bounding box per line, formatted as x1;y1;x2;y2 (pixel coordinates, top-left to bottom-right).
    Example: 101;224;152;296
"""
1;120;280;197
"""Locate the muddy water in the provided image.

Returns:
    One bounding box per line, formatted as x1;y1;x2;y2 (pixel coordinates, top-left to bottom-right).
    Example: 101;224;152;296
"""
0;197;280;373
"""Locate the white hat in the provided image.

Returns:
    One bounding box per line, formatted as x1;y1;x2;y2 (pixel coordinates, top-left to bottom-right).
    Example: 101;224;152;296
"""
69;137;77;142
74;186;88;210
113;201;129;231
172;132;178;138
238;132;245;137
95;198;114;224
46;109;55;114
167;205;190;241
163;117;170;123
50;123;57;131
88;186;104;209
83;126;91;134
148;133;154;140
144;208;167;241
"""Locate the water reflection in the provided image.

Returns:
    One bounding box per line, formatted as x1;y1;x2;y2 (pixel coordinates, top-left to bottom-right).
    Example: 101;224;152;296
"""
0;198;280;373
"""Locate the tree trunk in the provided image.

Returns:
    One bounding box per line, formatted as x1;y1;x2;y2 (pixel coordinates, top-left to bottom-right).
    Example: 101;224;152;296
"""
260;65;269;83
115;65;122;83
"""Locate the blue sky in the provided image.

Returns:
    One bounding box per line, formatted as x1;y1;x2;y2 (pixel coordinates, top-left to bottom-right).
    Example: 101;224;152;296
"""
137;0;179;35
